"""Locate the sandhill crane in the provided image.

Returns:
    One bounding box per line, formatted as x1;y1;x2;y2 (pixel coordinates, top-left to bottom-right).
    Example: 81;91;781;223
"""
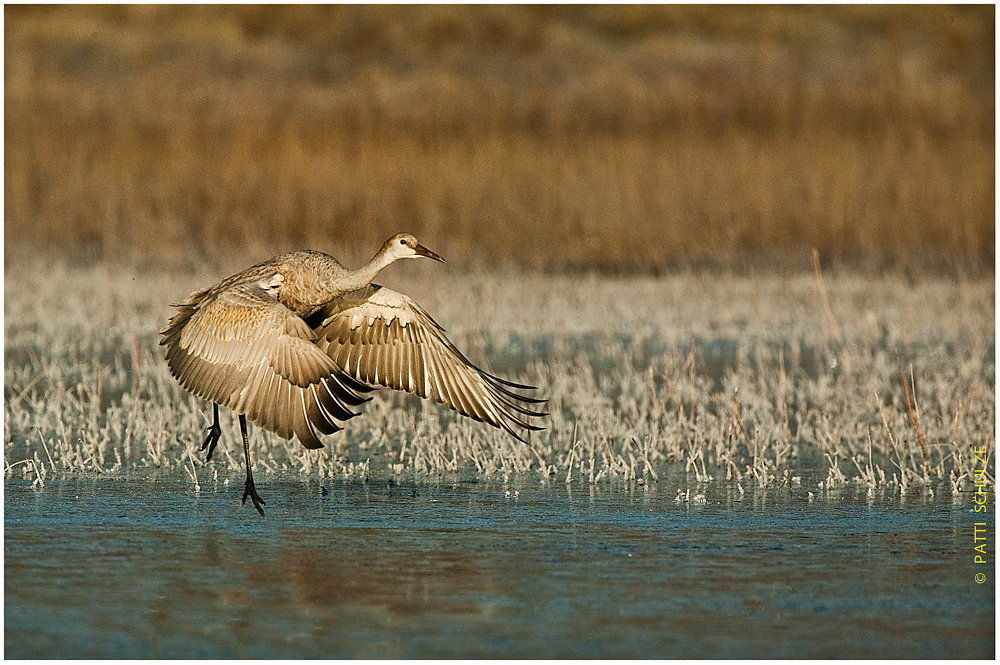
160;233;546;515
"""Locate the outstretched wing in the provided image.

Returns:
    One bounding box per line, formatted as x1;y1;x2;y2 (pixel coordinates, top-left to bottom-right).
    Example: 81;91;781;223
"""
160;281;371;448
311;284;546;441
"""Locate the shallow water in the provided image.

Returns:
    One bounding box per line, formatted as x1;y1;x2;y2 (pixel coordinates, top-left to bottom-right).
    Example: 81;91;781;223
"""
4;478;993;658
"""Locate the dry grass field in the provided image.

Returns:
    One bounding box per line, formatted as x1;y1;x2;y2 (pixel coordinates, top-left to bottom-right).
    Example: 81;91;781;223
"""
4;253;994;496
4;7;994;497
4;5;994;271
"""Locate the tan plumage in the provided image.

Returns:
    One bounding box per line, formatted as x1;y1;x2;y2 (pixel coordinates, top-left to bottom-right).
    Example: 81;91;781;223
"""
311;284;543;439
160;233;546;515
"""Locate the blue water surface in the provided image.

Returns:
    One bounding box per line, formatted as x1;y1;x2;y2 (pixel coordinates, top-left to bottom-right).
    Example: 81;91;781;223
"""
4;477;994;658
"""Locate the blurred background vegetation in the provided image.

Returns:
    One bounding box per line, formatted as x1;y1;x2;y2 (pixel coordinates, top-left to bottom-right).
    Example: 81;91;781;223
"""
4;5;994;273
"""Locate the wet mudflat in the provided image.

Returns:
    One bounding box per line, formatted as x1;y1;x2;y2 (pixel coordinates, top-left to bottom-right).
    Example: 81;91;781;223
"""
5;478;993;659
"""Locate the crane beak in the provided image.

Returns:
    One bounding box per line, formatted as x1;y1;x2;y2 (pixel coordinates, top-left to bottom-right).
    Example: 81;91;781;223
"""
415;244;445;263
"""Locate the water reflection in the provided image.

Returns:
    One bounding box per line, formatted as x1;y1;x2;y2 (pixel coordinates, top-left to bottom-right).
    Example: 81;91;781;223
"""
5;479;994;658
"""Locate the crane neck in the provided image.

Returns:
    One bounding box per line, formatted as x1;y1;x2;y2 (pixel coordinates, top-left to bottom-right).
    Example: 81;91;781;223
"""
336;246;398;294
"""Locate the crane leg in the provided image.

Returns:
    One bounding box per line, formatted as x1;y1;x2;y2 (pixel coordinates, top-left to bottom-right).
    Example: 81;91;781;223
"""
200;404;221;461
239;415;266;516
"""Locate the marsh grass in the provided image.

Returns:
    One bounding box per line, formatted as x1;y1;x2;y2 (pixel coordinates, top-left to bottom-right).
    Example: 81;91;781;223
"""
4;253;994;501
4;5;994;272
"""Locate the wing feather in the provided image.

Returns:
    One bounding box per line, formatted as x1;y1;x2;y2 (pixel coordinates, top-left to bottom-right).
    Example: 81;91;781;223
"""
313;284;546;441
160;281;369;449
